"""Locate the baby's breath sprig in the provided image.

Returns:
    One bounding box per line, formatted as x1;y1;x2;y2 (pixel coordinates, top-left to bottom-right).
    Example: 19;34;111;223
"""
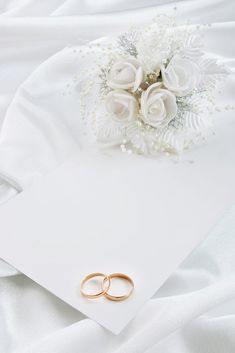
117;30;139;58
99;66;112;96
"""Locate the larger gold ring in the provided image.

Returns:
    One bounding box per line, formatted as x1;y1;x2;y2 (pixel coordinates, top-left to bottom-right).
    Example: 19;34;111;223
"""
80;272;110;299
103;273;134;301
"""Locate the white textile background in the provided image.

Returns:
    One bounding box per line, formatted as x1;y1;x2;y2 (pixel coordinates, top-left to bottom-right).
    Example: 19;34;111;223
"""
0;0;235;352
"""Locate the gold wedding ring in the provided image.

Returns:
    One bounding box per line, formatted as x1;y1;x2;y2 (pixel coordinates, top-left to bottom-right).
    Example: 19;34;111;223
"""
80;272;111;299
103;273;134;301
80;272;134;301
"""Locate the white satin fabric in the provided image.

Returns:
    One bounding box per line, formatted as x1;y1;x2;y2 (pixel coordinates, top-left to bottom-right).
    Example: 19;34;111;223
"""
0;0;235;352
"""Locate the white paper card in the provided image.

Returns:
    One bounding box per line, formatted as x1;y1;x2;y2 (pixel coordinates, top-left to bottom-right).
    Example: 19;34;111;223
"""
0;116;235;334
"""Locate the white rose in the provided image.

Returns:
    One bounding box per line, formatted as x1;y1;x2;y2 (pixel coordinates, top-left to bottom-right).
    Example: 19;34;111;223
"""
141;83;177;128
107;59;144;91
161;54;199;96
105;90;139;123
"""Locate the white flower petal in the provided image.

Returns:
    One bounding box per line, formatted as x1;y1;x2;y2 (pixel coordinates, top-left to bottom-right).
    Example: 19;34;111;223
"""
107;59;144;91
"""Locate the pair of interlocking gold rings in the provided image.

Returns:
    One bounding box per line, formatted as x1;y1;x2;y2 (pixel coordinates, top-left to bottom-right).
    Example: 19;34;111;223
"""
80;272;134;301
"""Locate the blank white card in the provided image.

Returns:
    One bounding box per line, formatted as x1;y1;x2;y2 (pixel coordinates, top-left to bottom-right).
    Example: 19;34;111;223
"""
0;115;235;334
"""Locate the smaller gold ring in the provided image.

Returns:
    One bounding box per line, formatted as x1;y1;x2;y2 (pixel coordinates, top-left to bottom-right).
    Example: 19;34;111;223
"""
80;272;110;299
104;273;134;302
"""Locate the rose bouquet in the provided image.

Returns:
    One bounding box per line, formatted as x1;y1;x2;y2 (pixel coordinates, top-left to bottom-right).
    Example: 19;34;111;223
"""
79;15;229;156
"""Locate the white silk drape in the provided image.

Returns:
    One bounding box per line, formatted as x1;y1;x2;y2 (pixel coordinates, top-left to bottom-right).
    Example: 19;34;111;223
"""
0;1;235;352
